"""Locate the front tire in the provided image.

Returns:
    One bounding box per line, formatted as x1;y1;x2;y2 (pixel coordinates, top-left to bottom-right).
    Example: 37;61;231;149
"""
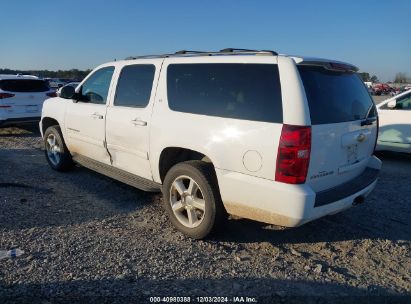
162;161;225;239
44;125;73;171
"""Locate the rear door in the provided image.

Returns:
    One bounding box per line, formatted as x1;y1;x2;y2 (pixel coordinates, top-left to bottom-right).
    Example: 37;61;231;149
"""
298;65;378;192
105;62;159;180
0;79;51;118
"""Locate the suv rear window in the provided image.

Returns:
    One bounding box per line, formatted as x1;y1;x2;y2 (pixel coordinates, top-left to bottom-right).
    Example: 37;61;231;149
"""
167;64;282;123
298;65;375;124
0;79;50;92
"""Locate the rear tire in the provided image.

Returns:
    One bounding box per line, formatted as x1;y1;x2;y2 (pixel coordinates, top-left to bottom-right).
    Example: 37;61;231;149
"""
162;161;225;239
44;125;74;171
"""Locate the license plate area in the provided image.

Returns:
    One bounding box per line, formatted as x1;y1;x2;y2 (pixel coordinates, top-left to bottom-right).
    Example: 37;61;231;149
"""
346;144;359;164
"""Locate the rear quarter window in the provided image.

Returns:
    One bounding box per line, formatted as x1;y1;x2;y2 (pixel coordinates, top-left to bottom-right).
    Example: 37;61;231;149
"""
0;79;50;92
167;63;283;123
298;65;375;124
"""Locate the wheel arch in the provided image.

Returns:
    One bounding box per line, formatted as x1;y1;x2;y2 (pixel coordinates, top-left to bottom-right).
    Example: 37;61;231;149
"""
158;147;215;183
41;117;60;135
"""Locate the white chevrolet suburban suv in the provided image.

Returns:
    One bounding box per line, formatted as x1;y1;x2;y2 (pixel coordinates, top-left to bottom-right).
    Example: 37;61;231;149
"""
40;49;382;239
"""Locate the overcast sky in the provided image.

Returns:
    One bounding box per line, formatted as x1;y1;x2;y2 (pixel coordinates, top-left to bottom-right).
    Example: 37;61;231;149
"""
2;0;410;82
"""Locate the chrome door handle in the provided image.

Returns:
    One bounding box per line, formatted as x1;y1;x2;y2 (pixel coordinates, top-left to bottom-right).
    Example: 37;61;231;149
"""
91;113;104;119
131;118;147;126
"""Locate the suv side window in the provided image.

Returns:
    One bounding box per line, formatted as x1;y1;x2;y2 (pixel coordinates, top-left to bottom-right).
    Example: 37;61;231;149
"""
167;64;283;123
114;64;155;107
80;66;114;104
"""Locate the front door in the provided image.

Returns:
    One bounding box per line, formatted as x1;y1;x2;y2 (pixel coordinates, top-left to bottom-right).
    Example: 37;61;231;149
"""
65;66;115;163
105;63;158;180
378;91;411;151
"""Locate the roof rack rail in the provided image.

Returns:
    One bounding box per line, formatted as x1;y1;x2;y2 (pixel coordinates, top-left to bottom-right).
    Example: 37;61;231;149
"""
175;50;209;55
125;48;278;60
220;48;256;53
220;48;278;56
125;54;173;60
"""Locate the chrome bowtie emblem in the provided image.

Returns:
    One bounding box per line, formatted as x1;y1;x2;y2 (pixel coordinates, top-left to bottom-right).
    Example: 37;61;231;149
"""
357;133;366;142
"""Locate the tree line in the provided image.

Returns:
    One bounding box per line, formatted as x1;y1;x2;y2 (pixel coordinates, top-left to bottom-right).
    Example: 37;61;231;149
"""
1;67;409;84
358;71;410;84
0;68;92;80
393;72;409;84
358;72;379;83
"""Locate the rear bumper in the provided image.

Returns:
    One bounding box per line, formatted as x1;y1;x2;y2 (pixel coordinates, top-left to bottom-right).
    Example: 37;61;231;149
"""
216;155;382;227
314;167;379;207
0;117;41;127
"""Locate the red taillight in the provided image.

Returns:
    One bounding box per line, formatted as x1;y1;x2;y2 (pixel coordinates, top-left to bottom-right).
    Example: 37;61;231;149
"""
275;124;311;184
0;93;15;99
46;92;57;97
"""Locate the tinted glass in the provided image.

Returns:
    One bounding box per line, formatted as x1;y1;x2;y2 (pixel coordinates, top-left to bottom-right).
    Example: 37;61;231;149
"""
0;79;49;92
396;92;411;110
80;67;114;104
298;65;375;124
167;64;282;123
114;65;155;107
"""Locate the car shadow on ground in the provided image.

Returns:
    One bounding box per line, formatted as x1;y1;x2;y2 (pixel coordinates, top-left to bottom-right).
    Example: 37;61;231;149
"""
0;124;41;137
0;278;408;304
214;210;409;245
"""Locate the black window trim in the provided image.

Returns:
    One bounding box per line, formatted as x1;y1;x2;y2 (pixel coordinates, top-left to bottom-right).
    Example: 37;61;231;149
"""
113;63;156;109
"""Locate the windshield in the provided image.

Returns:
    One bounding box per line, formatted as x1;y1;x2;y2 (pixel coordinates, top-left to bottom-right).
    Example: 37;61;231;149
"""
298;65;375;124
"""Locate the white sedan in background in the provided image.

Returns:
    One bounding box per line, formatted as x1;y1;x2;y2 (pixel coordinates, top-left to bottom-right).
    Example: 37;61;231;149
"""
376;89;411;153
0;75;56;126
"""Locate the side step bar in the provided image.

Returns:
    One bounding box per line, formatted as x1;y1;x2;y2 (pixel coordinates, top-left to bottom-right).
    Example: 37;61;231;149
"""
72;154;161;192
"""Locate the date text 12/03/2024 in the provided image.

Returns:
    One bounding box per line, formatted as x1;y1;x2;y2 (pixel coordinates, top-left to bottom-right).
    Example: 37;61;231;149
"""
149;296;258;303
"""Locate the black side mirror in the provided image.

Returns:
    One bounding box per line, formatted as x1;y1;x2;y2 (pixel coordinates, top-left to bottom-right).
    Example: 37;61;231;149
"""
60;86;76;100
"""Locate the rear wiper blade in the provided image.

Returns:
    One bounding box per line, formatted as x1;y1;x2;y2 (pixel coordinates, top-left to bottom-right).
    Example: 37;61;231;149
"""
361;103;378;126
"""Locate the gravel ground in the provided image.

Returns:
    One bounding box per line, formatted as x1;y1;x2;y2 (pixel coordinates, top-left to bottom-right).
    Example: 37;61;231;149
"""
0;125;410;304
